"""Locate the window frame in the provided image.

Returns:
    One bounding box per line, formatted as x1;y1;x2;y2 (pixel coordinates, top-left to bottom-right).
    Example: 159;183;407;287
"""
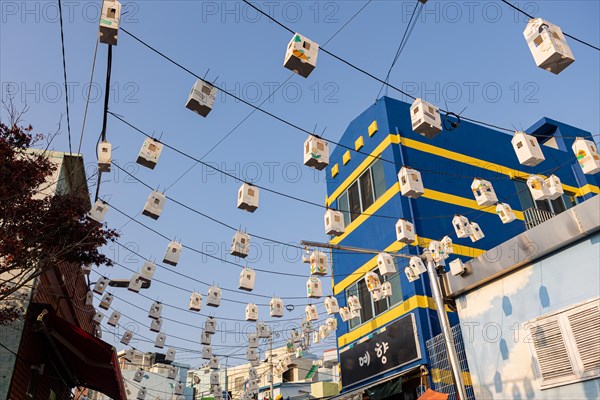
526;297;600;390
345;266;403;331
337;159;386;227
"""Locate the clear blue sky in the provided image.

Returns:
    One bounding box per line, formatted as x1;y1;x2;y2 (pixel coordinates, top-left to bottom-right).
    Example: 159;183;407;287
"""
1;0;599;369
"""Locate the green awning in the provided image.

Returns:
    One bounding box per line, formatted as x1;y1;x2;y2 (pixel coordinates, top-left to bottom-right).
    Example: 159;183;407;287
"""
364;377;403;400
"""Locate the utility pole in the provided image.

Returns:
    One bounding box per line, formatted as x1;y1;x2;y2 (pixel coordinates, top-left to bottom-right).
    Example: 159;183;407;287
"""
269;332;274;400
301;240;468;400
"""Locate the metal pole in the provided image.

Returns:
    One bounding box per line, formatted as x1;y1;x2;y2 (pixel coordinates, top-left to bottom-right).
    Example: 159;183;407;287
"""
269;333;274;400
425;256;468;400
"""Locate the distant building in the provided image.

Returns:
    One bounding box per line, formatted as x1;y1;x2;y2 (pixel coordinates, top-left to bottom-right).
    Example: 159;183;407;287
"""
322;97;599;398
0;151;125;400
118;350;192;399
225;346;320;400
443;196;599;399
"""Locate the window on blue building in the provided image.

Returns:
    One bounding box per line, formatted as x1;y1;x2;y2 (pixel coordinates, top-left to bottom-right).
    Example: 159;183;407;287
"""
345;271;403;331
514;179;575;215
338;159;387;226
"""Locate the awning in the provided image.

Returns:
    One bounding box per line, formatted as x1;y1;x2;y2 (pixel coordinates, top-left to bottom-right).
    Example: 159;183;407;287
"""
329;366;420;400
36;306;126;400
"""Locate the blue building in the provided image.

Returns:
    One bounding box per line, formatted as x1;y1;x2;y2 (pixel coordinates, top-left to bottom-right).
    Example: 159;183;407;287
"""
324;96;599;398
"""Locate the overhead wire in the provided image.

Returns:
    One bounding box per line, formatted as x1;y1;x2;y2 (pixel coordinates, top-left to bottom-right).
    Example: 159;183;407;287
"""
57;0;73;155
498;0;600;52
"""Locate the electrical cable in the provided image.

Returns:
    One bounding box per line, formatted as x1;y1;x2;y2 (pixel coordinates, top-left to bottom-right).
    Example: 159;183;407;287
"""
57;0;73;155
376;0;422;99
499;0;600;51
110;240;310;301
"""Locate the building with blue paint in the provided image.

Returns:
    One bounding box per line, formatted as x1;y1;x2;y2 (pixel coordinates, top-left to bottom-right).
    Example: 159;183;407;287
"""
323;96;599;398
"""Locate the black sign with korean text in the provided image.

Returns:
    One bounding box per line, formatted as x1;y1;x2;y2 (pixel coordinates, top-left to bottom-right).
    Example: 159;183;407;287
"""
340;313;420;388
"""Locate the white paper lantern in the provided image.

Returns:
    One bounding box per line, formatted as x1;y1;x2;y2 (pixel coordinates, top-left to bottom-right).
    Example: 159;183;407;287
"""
93;311;104;324
99;0;121;45
310;251;328;275
410;98;442;139
257;322;270;338
527;175;551;201
471;178;498;206
523;18;574;74
148;301;162;319
128;273;143;293
209;356;219;370
231;231;251;258
304;135;329;170
166;348;176;362
381;281;393;298
120;330;133;345
99;293;113;310
452;215;472;238
284;33;319;78
97;141;112;172
133;368;144;382
347;295;361;312
496;203;517;224
339;307;351;322
207;286;221;307
186;79;218;117
149;317;162;333
511;131;545;167
136;137;164;170
409;256;427;275
377;252;397;276
201;330;212;346
239;267;256;291
572;137;600;174
364;271;382;293
405;266;419;282
324;296;339;315
248;334;259;348
546;174;564;200
93;276;109;294
163;241;182;266
398;166;425;198
88;200;109;223
139;261;157;281
205;317;217;334
245;303;259;321
142;191;166;220
136;388;146;400
324;209;345;236
107;311;121;327
469;222;485;242
396;219;416;244
202;345;213;359
305;305;318;322
238;183;259;213
306;276;323;298
189;292;202;311
270;297;284;318
155;332;166;348
210;371;220;385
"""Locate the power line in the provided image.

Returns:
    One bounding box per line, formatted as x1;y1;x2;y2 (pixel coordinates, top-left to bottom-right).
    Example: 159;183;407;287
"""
110;240;309;301
239;0;516;133
322;0;373;47
499;0;600;51
377;0;423;100
57;0;73;155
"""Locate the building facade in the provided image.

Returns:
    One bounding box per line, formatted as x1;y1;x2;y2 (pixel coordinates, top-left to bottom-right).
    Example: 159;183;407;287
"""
324;97;599;397
443;196;599;399
0;151;125;400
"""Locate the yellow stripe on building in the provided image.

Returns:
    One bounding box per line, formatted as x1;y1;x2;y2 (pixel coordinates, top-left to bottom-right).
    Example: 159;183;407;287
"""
326;133;599;205
431;369;473;386
333;236;484;295
337;295;453;348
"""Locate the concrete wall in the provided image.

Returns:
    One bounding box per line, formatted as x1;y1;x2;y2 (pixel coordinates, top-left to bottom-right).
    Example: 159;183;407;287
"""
456;232;600;399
